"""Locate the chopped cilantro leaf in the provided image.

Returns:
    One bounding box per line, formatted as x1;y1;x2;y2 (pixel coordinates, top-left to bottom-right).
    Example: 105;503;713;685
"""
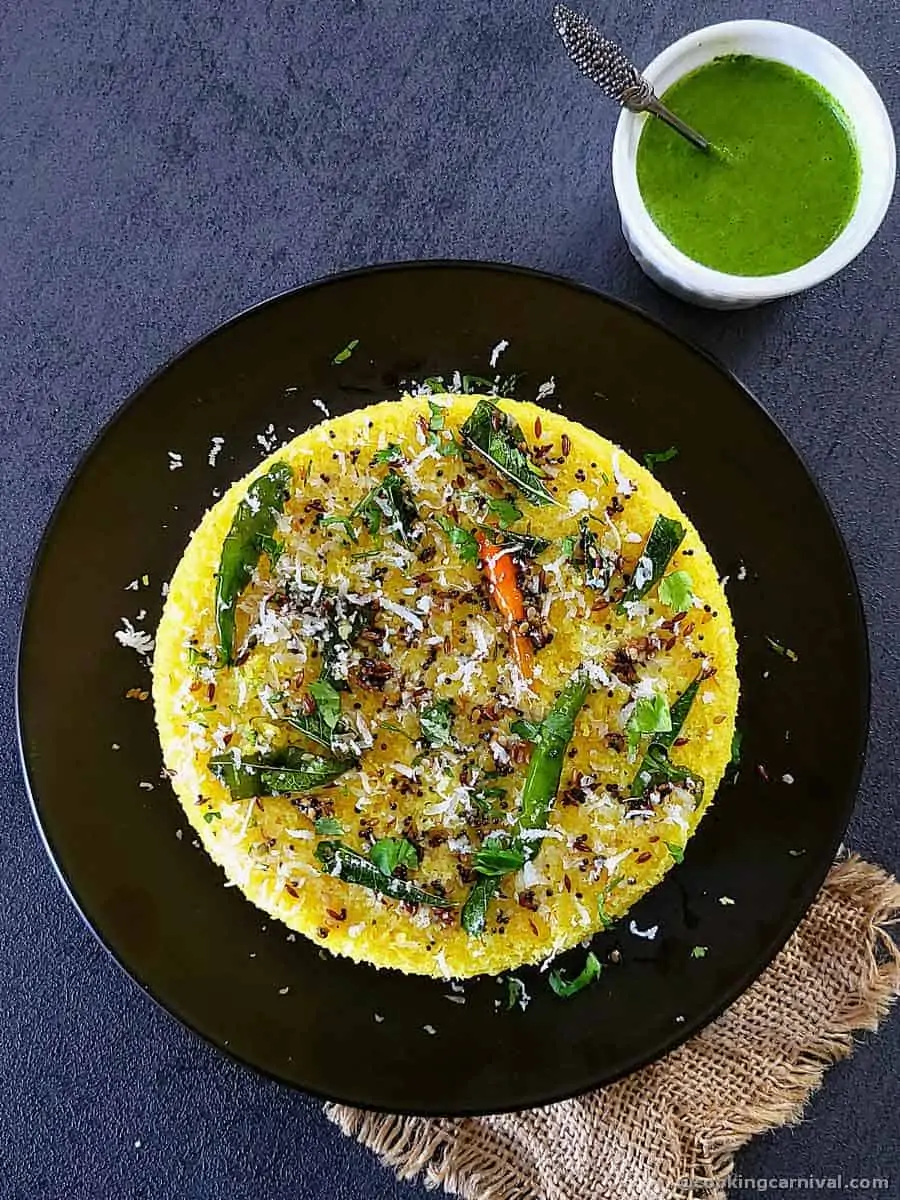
691;945;708;959
203;811;222;824
369;838;419;876
548;951;602;998
435;516;479;564
420;698;455;748
505;976;530;1011
766;636;798;661
309;680;342;731
332;338;359;364
626;693;672;753
370;444;403;466
487;497;523;528
664;841;684;864
473;840;525;877
643;446;679;471
561;533;577;559
314;816;345;836
658;569;693;612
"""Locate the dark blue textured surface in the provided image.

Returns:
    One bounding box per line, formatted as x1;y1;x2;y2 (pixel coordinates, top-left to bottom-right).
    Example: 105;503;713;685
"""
2;2;897;1197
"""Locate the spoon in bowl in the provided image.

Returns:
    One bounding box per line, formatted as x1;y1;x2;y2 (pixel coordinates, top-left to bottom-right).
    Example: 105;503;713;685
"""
553;4;710;153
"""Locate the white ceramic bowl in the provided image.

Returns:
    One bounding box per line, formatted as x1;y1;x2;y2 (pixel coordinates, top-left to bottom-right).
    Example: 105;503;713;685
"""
611;20;896;308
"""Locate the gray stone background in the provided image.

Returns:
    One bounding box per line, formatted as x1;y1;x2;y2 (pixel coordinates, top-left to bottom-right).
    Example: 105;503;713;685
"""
1;1;897;1196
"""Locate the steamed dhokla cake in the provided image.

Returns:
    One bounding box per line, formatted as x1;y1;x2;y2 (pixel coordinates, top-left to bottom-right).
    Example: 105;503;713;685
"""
153;394;738;978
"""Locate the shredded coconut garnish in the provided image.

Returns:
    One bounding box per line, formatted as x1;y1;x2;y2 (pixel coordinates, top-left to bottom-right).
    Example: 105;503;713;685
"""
208;436;225;466
629;920;659;940
536;377;556;401
489;339;509;369
167;451;183;470
114;618;155;660
312;396;330;418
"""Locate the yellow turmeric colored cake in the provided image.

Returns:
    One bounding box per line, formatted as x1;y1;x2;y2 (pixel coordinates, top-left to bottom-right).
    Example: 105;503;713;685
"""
153;394;738;978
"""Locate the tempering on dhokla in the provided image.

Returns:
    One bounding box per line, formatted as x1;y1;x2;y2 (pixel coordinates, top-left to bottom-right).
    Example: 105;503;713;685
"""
153;394;738;979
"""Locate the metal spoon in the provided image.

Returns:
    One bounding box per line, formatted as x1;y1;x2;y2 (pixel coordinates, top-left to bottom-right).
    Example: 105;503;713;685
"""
553;4;710;153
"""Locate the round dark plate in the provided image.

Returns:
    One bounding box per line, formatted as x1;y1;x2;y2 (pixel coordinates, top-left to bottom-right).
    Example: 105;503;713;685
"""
18;263;868;1116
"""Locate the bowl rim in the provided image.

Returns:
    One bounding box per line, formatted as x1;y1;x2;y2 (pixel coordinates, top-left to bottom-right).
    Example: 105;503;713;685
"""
611;18;897;302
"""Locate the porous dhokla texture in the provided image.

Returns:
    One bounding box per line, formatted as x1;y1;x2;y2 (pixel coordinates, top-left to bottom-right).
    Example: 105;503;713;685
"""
153;395;738;978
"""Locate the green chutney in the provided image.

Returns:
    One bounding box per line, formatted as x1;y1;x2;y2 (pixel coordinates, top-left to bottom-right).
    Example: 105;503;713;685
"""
635;55;860;276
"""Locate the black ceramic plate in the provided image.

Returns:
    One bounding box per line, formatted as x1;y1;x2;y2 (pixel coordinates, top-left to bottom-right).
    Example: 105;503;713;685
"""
18;263;868;1116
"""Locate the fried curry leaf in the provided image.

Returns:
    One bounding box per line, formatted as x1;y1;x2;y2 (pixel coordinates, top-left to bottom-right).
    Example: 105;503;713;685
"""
210;746;352;800
369;837;419;875
315;841;455;906
419;698;456;748
215;460;293;664
621;515;685;605
575;516;615;593
435;516;479;565
475;524;551;559
351;471;420;546
548;951;602;998
459;398;555;507
461;876;501;935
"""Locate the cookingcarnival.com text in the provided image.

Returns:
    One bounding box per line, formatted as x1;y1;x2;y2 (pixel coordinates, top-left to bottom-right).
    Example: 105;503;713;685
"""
675;1173;890;1195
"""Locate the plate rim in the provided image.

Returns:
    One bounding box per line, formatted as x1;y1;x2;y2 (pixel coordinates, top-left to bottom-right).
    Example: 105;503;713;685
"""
16;259;872;1115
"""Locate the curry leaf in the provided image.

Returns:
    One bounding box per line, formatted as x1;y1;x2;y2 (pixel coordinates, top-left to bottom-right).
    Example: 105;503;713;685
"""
622;515;685;605
460;398;556;507
210;747;352;799
315;841;453;906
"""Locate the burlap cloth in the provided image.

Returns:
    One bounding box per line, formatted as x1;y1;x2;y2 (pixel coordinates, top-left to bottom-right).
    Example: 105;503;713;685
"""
327;855;900;1200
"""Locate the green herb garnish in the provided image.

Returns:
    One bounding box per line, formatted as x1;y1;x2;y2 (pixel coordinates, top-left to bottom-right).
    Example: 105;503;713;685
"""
487;497;523;528
351;471;420;546
419;698;455;748
370;444;404;466
664;841;685;864
658;569;694;612
691;945;708;959
202;810;222;824
320;515;358;543
215;460;293;664
314;816;345;836
548;951;602;998
626;693;672;754
629;676;704;802
435;516;479;565
643;446;679;471
369;837;419;875
332;338;359;364
459;397;556;507
210;746;352;799
472;836;526;877
621;515;685;606
505;976;530;1011
461;669;590;936
766;636;798;662
575;516;615;593
510;717;541;742
315;841;453;906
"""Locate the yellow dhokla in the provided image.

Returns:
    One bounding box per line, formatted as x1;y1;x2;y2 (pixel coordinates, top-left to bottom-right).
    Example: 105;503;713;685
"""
153;394;738;978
